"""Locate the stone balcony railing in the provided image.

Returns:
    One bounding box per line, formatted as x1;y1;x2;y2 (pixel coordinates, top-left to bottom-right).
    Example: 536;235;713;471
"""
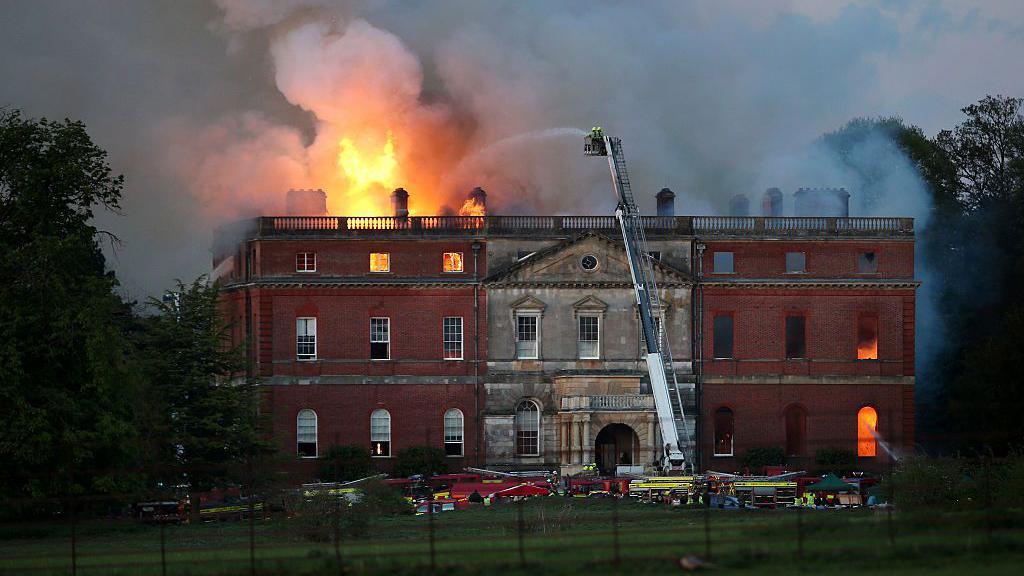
242;215;914;239
560;394;655;411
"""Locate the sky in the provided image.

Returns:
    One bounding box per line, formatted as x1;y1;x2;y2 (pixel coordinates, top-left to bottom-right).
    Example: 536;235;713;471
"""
2;0;1023;300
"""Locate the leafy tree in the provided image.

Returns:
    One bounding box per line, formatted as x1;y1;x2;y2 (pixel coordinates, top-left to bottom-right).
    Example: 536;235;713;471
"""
814;448;856;476
320;445;375;482
0;109;141;500
392;446;448;478
740;447;786;472
140;277;266;512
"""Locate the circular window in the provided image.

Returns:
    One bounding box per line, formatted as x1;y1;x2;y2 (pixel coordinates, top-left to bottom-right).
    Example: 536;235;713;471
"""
580;254;599;271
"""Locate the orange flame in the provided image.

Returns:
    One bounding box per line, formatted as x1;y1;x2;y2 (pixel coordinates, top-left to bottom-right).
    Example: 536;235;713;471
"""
457;196;486;216
334;132;399;215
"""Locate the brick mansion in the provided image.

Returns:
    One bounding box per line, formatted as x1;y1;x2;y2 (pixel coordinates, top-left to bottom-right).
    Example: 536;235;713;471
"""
213;186;917;477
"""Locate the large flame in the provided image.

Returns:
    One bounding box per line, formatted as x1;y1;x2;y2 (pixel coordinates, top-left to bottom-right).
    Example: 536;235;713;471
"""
335;132;399;215
457;195;486;216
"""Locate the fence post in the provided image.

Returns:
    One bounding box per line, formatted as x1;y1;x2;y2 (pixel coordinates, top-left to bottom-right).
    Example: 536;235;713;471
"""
611;496;621;565
703;487;712;560
428;500;437;571
70;496;78;576
333;497;343;575
517;498;526;567
796;502;804;562
160;519;168;576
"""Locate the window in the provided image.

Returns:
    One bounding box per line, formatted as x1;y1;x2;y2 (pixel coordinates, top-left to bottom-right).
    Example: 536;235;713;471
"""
713;251;734;274
578;315;599;359
785;315;806;359
297;409;317;458
515;400;540;456
516;315;539;359
443;252;464;273
713;315;733;359
858;251;878;273
369;252;390;272
714;408;734;456
296;317;316;360
648;250;662;261
444;409;464;456
443;317;463;360
296;252;316;273
580;255;599;271
857;315;878;360
370;317;390;360
784;405;807;457
370;409;391;457
857;406;878;457
785;252;806;273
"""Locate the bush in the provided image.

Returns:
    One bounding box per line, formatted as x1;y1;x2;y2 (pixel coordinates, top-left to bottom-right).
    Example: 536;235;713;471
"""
815;447;857;475
319;445;375;482
885;456;976;511
392;446;448;478
740;447;786;471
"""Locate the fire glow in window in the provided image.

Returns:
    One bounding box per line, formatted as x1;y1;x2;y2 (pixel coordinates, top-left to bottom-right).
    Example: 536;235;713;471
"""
857;406;878;457
443;252;464;273
369;252;390;272
370;409;391;457
857;315;878;360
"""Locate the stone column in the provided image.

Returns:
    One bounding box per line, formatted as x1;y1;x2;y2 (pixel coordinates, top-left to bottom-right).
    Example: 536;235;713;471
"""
582;417;593;464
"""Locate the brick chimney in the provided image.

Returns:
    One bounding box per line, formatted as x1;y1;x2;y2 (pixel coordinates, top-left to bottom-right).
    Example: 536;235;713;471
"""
728;193;750;216
762;187;783;216
391;188;409;217
794;187;850;217
285;189;327;216
469;186;487;212
656;188;676;216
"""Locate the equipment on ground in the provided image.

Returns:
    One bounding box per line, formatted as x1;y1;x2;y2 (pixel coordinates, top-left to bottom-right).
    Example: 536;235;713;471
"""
584;126;693;473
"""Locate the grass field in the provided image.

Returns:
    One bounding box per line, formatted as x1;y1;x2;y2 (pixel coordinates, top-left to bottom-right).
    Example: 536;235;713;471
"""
1;499;1022;575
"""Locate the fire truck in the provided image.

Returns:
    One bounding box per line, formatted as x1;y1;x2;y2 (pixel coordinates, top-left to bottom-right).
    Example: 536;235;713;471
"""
585;127;694;473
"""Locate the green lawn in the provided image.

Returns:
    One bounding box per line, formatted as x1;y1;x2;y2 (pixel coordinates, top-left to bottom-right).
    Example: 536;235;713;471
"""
1;500;1022;575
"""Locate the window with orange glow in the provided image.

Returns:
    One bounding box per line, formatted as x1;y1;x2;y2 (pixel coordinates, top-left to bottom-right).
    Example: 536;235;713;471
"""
857;406;878;457
857;315;878;360
369;252;390;272
443;252;464;273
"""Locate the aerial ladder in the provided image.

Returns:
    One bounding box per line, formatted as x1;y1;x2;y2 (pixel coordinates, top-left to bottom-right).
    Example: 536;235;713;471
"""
584;127;694;473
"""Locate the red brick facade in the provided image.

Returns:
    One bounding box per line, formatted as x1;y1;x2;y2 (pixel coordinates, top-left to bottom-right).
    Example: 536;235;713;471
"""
697;237;917;472
215;214;917;477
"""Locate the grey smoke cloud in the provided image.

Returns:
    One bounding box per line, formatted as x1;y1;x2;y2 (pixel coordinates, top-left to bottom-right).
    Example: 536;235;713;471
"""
2;1;1023;321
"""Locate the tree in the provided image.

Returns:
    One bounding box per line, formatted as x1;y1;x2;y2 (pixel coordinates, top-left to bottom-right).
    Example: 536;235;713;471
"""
392;446;448;478
141;277;266;511
320;445;375;482
0;109;141;500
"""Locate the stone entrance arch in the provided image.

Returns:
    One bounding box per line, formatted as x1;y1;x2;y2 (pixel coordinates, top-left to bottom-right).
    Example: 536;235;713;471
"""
595;423;640;475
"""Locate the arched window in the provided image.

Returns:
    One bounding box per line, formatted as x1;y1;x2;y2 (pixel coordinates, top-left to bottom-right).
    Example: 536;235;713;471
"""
713;407;734;456
370;409;391;457
784;405;807;457
444;409;464;456
296;409;317;458
857;406;878;457
515;400;540;456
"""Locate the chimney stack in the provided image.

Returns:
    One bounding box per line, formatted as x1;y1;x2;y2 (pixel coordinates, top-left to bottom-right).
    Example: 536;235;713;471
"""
762;187;783;216
794;187;850;217
286;189;327;216
391;187;409;218
469;186;487;213
728;193;750;216
656;188;676;216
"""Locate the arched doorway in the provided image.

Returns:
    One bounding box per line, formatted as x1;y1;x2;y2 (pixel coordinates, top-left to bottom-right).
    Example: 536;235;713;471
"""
594;424;640;475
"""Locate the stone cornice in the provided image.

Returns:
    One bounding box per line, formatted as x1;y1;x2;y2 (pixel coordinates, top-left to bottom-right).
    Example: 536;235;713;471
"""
700;279;919;289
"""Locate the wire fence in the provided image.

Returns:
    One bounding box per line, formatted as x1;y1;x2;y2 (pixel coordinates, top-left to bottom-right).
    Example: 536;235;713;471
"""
2;482;1022;575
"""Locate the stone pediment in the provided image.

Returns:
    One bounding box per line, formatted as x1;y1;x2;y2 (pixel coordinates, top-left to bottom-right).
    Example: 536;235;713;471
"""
572;295;608;313
485;233;689;287
509;294;547;312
